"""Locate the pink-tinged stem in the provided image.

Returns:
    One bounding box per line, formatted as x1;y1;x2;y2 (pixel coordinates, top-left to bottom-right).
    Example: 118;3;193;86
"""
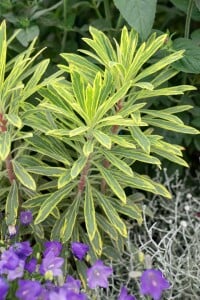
77;156;91;195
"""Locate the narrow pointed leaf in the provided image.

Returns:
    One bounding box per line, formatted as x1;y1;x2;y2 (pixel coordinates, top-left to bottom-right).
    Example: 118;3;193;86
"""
6;180;18;226
95;189;127;237
34;184;74;224
58;170;72;189
61;197;81;243
12;160;36;191
130;126;150;153
96;164;126;203
0;132;11;161
84;181;97;240
93;130;112;149
101;149;133;177
71;155;88;179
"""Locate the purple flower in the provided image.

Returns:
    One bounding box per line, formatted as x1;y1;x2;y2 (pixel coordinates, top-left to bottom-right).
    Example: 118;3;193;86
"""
16;279;42;300
25;257;37;274
44;241;62;257
49;287;87;300
140;269;170;300
118;287;136;300
64;275;81;294
0;248;25;280
40;251;64;277
7;259;25;281
20;210;33;225
0;277;9;300
0;249;19;271
87;260;113;289
10;241;32;260
71;242;89;260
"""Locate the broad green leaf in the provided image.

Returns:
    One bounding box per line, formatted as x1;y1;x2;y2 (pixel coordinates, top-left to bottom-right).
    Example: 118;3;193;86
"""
130;126;150;154
51;209;68;240
96;213;118;241
84;181;97;240
34;184;74;224
143;117;199;134
195;0;200;11
6;181;18;226
71;155;88;179
101;149;133;177
61;197;81;243
95;189;127;237
173;38;200;73
96;163;126;203
113;0;157;40
12;160;36;191
5;114;22;128
16;26;39;47
0;132;11;161
58;171;72;189
93;130;112;149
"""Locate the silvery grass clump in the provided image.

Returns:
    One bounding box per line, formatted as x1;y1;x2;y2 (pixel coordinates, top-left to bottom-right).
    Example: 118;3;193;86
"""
95;169;200;300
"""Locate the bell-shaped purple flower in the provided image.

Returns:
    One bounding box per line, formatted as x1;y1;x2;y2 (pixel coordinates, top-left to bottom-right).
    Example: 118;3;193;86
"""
87;260;113;289
71;242;89;260
20;210;33;225
0;277;9;300
44;241;62;257
10;241;32;260
25;257;37;274
140;269;170;300
40;251;64;277
118;286;136;300
16;279;42;300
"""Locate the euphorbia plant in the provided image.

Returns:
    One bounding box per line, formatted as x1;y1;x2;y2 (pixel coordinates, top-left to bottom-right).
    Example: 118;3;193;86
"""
0;22;198;264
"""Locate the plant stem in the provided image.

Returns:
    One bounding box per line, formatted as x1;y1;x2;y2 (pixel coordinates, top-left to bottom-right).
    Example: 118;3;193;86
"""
104;0;112;27
183;0;194;84
184;0;194;39
77;156;91;195
61;0;69;52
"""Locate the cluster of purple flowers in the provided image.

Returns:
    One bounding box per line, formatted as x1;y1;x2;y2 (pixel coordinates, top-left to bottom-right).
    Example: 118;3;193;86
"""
0;211;170;300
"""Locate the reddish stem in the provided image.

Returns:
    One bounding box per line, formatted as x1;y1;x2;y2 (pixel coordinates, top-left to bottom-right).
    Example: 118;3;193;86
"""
77;156;91;195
